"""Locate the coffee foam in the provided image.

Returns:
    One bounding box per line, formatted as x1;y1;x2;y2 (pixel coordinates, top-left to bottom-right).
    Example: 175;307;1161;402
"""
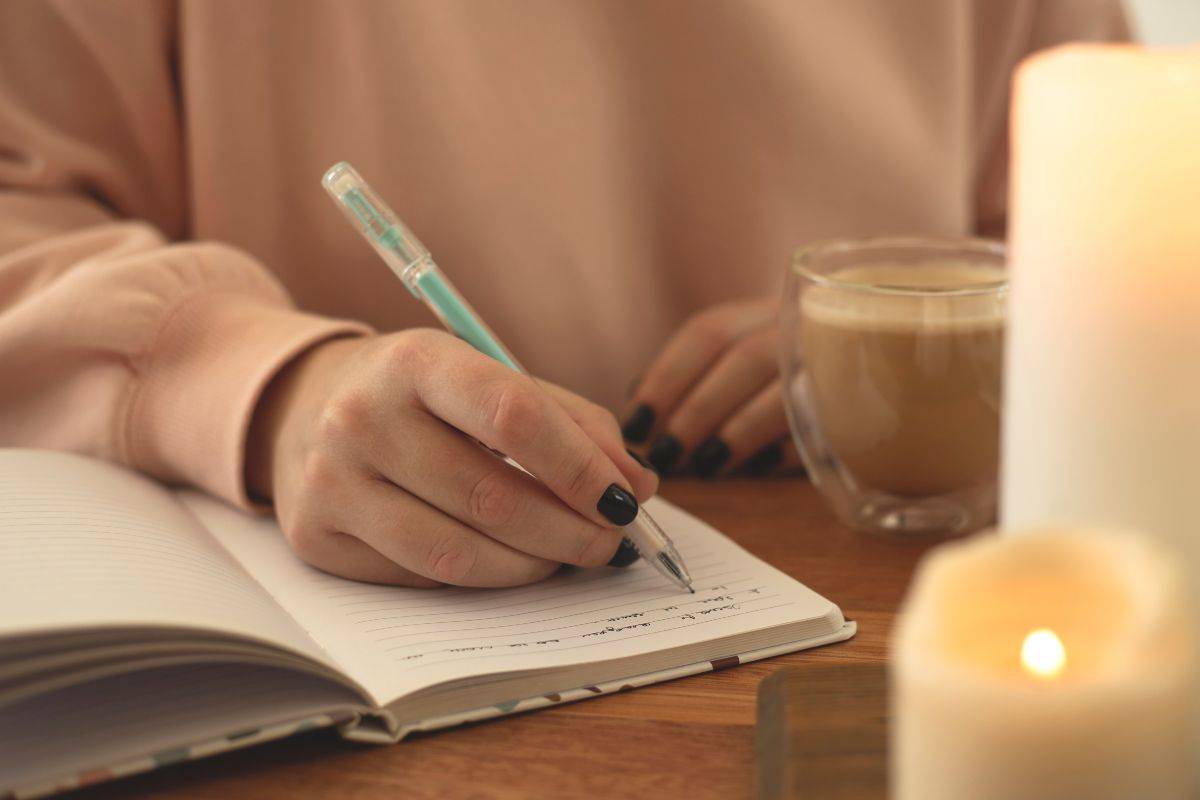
799;262;1006;332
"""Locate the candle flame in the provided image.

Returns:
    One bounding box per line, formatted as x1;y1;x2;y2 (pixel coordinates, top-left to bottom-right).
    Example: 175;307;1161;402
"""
1021;628;1066;679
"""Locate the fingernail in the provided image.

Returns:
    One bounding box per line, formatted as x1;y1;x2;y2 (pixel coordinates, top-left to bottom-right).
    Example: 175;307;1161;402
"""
621;404;655;443
626;448;655;472
607;537;640;567
743;441;784;476
597;483;639;526
647;435;683;474
690;437;731;479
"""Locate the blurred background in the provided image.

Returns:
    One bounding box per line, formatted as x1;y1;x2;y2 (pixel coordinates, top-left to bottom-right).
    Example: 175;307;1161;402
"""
1127;0;1200;44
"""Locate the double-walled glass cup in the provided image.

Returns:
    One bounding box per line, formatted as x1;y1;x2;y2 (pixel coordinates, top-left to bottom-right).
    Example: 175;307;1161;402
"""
780;238;1006;536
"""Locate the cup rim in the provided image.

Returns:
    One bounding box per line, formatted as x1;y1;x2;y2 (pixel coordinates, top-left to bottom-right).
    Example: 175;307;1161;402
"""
791;236;1007;298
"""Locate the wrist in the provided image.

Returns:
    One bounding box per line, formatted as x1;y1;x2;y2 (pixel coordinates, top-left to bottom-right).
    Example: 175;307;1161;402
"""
245;336;365;501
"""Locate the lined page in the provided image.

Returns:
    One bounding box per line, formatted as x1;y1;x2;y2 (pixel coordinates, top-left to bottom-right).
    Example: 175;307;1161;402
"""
182;492;839;706
0;450;326;666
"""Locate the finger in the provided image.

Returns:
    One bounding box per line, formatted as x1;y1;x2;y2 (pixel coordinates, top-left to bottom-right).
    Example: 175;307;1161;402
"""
708;379;790;476
290;525;444;587
652;328;778;476
341;475;559;588
275;464;443;586
621;301;774;444
538;380;658;500
407;333;641;528
776;437;808;476
741;437;807;477
739;439;787;477
369;410;626;568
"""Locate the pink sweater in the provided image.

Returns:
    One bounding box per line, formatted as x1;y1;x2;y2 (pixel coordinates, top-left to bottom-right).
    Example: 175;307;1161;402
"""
0;0;1127;508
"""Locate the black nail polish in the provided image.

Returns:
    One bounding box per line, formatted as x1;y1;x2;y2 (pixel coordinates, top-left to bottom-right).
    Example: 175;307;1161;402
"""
743;441;784;476
626;448;655;472
597;483;639;526
621;404;655;443
607;537;640;567
647;435;683;474
690;437;731;479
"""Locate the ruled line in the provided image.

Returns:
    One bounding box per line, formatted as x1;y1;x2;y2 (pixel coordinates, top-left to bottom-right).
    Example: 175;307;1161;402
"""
348;562;729;626
400;600;794;669
381;585;770;651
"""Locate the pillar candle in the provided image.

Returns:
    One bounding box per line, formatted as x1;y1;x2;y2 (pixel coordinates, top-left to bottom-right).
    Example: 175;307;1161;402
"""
892;528;1197;800
1001;46;1200;593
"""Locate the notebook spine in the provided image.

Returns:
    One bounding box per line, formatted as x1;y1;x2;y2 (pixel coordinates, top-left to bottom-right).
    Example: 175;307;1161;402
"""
337;709;402;743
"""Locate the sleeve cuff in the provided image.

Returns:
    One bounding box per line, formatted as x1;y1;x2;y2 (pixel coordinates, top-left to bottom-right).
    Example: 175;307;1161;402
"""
125;291;371;509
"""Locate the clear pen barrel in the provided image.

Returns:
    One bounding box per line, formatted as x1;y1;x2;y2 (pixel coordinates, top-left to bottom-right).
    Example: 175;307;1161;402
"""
322;161;429;292
627;507;693;592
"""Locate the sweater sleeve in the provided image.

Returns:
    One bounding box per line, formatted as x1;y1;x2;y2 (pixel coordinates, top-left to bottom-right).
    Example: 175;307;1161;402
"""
0;1;369;507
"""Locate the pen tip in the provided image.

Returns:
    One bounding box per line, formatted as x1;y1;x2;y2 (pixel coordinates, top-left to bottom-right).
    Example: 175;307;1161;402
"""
688;586;696;594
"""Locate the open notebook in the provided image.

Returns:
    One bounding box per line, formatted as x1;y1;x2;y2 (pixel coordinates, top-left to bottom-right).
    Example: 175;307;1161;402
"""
0;449;853;798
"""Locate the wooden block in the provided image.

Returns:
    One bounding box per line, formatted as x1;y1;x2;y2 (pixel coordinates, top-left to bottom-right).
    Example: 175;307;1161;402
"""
755;663;889;800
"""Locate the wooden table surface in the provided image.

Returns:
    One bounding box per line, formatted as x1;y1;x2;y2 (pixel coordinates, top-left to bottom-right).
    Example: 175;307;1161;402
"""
80;478;940;800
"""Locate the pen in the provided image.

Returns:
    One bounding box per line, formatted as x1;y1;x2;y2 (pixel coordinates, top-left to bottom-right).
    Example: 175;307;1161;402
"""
322;161;694;594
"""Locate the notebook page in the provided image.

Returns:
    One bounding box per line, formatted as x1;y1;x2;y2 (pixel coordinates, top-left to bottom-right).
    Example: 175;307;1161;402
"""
181;492;839;706
0;450;327;668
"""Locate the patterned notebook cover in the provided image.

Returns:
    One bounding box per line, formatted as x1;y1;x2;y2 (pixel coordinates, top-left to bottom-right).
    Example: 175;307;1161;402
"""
12;623;854;799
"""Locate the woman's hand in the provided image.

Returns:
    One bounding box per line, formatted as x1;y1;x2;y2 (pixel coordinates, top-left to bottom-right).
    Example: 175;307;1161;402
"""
246;329;657;587
621;299;799;478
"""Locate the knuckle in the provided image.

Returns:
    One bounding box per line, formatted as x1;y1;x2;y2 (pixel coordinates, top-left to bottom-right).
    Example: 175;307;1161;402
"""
424;534;479;585
316;390;374;441
688;309;733;348
584;404;622;438
563;447;604;500
301;449;339;493
382;329;436;372
571;405;623;448
575;529;619;567
282;521;326;563
484;379;543;447
467;470;524;530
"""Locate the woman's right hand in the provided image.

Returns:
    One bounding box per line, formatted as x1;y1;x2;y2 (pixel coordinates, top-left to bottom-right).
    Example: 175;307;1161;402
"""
246;329;657;587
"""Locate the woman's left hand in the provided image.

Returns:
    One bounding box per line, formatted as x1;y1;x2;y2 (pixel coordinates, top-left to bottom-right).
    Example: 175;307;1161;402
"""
620;298;800;478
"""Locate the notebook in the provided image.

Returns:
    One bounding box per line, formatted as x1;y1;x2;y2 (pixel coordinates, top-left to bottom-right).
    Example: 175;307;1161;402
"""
0;449;854;798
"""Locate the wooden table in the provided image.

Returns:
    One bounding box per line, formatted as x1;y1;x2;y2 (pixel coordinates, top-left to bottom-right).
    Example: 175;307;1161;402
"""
80;478;938;800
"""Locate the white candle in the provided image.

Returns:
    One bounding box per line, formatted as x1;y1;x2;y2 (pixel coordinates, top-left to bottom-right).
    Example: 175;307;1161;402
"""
892;528;1197;800
1001;46;1200;594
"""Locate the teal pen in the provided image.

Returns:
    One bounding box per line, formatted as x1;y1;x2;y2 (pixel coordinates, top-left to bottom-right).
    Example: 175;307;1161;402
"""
322;162;693;594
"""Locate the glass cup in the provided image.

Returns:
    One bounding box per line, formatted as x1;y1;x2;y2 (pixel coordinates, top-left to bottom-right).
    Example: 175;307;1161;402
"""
780;237;1006;536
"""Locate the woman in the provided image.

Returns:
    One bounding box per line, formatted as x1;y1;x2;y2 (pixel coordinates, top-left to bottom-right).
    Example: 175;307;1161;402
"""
0;0;1126;587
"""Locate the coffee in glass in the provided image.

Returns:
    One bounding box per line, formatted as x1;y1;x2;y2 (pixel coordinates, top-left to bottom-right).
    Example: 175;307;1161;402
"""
781;238;1006;535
